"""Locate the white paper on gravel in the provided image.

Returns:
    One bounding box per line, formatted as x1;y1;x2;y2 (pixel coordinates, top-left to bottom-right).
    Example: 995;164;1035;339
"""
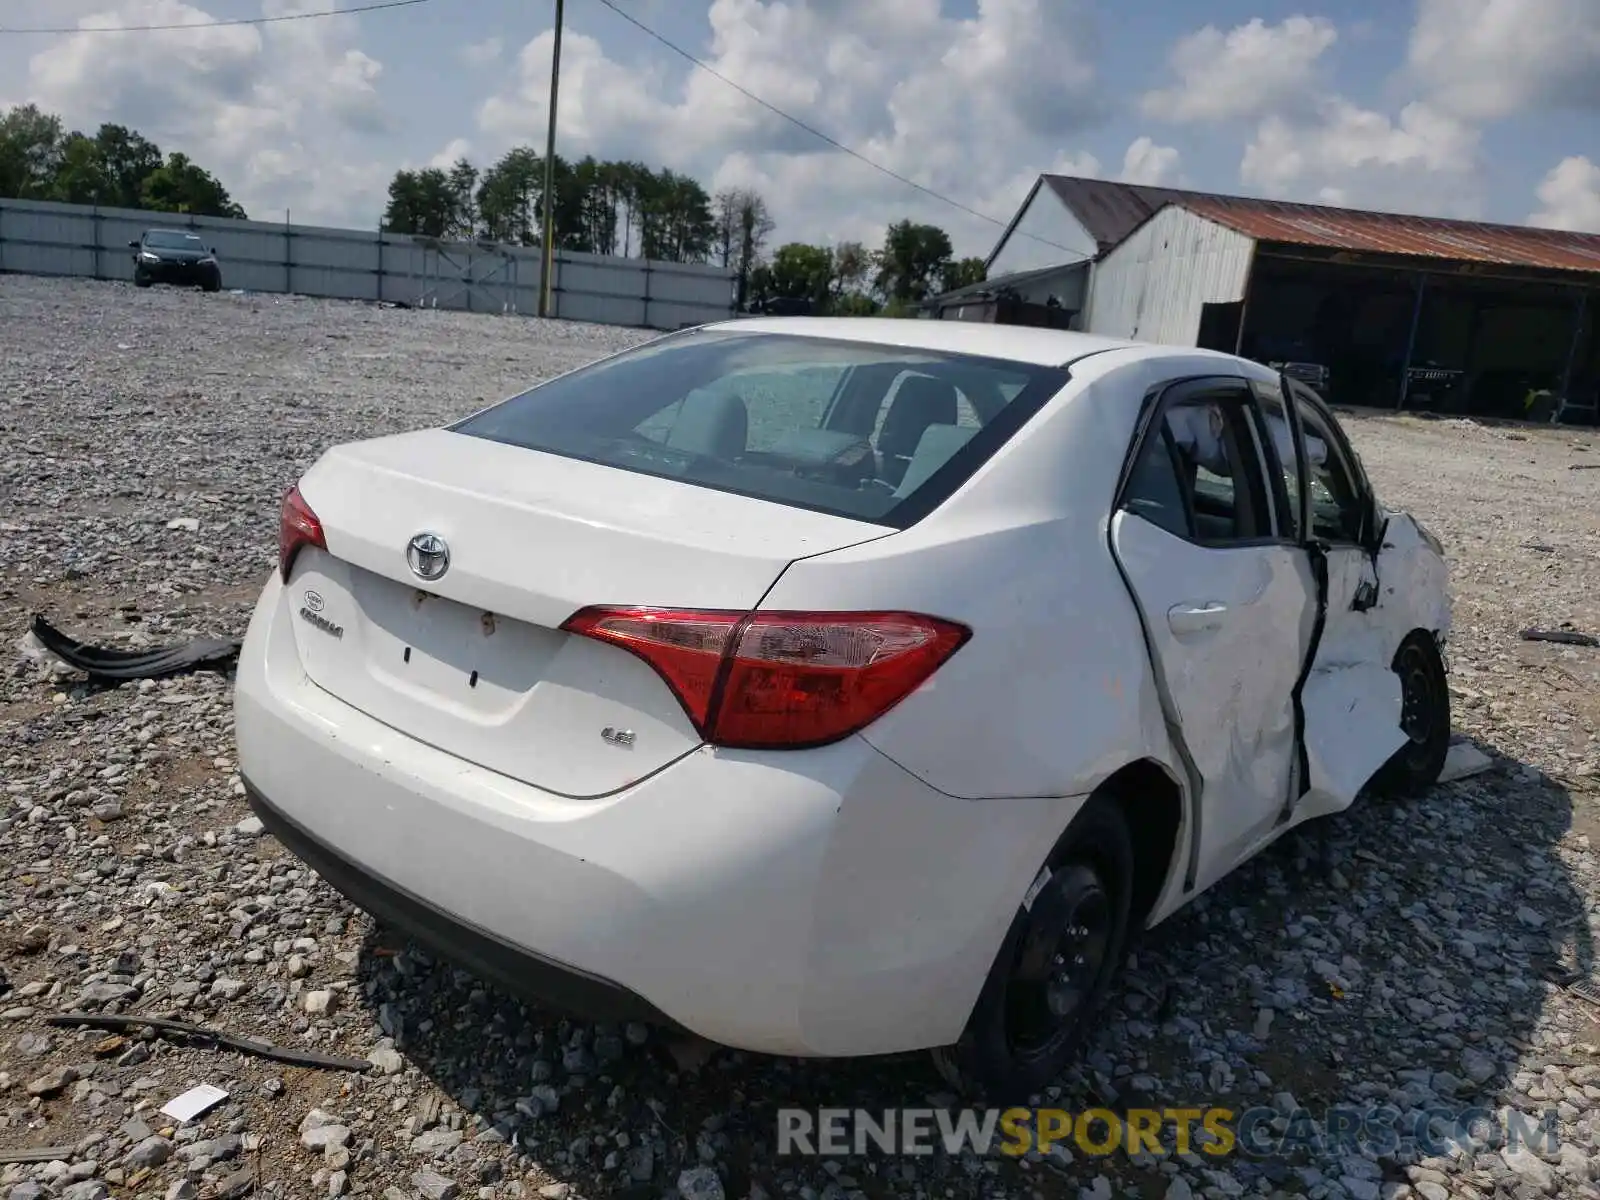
161;1083;229;1123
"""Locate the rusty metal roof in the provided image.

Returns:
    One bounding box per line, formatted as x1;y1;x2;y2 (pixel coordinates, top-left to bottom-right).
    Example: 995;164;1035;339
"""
1041;175;1600;276
1041;176;1194;251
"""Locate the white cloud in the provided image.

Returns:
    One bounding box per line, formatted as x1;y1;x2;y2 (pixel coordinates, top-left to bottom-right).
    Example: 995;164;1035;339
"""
1529;156;1600;233
1141;16;1337;124
14;0;392;226
1409;0;1600;120
476;0;1105;255
1118;137;1181;186
1240;98;1481;215
460;37;502;67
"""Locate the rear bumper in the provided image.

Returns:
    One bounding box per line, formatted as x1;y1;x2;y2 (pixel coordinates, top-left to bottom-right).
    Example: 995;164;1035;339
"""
244;779;677;1029
234;571;1082;1056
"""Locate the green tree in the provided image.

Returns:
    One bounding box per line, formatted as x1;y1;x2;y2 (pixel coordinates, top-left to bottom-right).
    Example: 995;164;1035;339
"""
874;219;954;304
92;124;162;209
50;133;111;205
139;152;245;218
765;242;834;305
477;147;541;244
715;187;774;310
381;167;456;237
0;103;65;199
446;157;479;239
941;256;987;293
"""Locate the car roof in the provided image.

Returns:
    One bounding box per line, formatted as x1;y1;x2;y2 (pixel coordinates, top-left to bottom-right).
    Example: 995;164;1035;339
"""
144;228;200;236
696;316;1240;369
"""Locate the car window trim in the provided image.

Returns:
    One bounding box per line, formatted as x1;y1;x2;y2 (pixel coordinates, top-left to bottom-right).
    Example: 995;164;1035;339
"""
1286;383;1370;548
1114;375;1300;551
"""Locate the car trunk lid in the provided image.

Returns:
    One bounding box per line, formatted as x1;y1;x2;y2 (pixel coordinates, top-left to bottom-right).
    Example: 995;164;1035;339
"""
284;429;892;796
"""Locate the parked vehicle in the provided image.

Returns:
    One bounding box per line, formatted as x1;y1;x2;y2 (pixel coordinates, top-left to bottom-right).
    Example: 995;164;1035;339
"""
130;229;222;292
236;318;1452;1098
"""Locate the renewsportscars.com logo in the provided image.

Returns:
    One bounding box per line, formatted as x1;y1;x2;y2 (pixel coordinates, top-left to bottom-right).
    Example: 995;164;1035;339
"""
776;1105;1562;1159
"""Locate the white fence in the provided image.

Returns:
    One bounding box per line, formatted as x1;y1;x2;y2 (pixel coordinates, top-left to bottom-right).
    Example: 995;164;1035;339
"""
0;197;736;330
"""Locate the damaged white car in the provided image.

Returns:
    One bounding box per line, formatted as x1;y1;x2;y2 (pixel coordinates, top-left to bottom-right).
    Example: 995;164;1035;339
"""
234;318;1451;1099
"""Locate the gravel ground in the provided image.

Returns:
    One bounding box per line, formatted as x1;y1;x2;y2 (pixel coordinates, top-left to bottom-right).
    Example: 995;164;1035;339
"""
3;273;1600;1200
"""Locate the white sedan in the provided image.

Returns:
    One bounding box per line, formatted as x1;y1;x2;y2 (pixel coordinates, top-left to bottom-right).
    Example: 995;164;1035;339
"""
235;317;1451;1098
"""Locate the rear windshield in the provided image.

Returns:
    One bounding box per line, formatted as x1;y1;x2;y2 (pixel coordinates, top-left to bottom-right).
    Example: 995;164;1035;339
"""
451;329;1069;526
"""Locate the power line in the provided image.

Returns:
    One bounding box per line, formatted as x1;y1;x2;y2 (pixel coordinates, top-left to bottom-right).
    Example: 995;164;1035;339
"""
589;0;1089;261
0;0;430;35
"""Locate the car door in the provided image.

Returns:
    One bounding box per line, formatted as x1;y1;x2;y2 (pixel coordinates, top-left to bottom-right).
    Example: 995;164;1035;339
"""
1275;381;1409;815
1110;377;1318;894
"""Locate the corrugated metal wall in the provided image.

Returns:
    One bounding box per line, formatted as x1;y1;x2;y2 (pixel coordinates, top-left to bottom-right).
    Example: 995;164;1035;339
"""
1085;206;1256;345
0;198;735;330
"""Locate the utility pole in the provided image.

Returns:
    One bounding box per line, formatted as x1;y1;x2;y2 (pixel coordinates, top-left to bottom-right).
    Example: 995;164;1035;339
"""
537;0;564;319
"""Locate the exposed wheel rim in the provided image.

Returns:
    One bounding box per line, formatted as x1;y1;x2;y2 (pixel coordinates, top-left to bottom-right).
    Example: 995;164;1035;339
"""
1002;862;1112;1062
1396;641;1443;767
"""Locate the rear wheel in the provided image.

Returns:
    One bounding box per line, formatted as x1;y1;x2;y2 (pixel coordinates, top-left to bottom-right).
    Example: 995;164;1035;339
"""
932;795;1133;1102
134;275;152;289
1372;631;1450;797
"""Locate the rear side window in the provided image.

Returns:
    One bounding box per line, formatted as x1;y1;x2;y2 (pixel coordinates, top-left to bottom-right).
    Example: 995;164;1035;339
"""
452;330;1068;527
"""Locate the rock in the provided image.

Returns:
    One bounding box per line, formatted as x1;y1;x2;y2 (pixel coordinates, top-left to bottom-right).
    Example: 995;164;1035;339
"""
628;1144;655;1182
26;1065;78;1096
410;1129;463;1157
62;1184;110;1200
1462;1047;1497;1086
302;1124;353;1153
166;517;200;532
14;1030;52;1057
9;1185;48;1200
1079;1177;1113;1200
303;988;337;1014
368;1043;405;1075
537;1186;569;1200
210;977;248;1000
1502;1146;1556;1194
166;1181;198;1200
234;816;264;837
678;1167;725;1200
413;1172;460;1200
125;1137;173;1168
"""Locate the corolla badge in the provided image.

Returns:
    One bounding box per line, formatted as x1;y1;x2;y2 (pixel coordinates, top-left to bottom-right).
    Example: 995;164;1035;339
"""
406;532;450;581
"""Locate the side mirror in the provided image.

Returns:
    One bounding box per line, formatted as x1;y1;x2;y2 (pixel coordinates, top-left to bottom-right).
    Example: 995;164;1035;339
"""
128;239;140;249
211;247;218;255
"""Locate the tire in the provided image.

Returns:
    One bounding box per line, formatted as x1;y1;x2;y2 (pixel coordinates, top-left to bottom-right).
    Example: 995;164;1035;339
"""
134;276;152;289
202;277;222;293
1371;631;1450;797
932;794;1134;1102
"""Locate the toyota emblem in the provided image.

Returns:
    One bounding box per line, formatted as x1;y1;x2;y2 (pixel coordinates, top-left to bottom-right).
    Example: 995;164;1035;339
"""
406;532;450;581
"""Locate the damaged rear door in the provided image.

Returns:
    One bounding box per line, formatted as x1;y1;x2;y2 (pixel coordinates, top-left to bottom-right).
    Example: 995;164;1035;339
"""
1110;377;1318;895
1261;380;1414;816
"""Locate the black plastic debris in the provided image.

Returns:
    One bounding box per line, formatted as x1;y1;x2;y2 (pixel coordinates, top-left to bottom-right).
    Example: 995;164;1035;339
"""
31;613;241;681
1520;628;1600;648
45;1012;372;1073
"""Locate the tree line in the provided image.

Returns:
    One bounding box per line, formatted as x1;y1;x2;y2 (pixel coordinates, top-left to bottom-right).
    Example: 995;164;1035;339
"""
382;149;986;312
1;104;989;310
0;104;246;218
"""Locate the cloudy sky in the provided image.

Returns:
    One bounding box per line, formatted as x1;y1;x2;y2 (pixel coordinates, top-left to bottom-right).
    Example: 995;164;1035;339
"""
3;0;1598;255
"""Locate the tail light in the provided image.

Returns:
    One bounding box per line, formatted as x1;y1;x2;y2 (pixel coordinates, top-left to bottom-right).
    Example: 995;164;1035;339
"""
562;606;969;749
279;484;326;581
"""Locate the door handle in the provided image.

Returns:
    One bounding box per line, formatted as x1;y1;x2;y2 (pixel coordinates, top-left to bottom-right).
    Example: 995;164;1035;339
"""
1167;601;1229;635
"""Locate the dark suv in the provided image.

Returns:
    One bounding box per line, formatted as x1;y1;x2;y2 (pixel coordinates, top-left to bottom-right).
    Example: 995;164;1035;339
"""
130;229;223;292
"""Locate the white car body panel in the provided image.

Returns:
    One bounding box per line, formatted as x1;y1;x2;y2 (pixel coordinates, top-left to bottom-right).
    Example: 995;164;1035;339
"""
1108;512;1316;893
236;571;1083;1055
286;430;889;795
234;320;1452;1057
